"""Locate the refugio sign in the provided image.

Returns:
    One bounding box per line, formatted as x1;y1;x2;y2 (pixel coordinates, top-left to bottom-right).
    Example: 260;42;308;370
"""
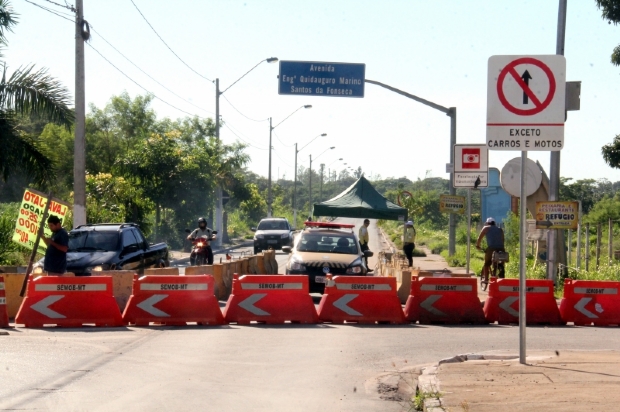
278;61;365;98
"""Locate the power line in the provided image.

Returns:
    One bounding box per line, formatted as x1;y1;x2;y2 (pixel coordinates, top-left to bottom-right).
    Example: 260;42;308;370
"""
272;130;295;148
89;25;215;116
24;0;75;22
273;148;293;168
221;94;269;123
40;0;75;12
222;122;268;150
129;0;213;83
87;42;206;120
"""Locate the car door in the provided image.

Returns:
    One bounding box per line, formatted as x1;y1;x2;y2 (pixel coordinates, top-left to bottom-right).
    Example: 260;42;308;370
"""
134;228;158;268
119;229;143;272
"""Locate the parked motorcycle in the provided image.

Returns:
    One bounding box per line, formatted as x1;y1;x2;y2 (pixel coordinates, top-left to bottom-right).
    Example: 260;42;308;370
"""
185;229;217;266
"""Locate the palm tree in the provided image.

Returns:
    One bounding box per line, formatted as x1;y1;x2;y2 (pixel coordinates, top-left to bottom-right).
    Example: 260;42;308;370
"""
0;0;74;186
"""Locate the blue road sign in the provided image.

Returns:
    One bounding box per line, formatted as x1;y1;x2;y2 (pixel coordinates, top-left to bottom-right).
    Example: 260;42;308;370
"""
278;61;365;98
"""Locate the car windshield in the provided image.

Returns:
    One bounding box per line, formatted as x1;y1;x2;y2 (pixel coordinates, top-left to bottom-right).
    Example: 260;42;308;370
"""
68;230;119;252
297;233;357;254
257;220;288;230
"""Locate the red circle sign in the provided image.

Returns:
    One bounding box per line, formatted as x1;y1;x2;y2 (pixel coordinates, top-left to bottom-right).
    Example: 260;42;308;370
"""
496;57;556;116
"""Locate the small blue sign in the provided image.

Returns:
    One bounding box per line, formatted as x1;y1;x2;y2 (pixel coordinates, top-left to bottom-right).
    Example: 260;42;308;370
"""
278;61;365;98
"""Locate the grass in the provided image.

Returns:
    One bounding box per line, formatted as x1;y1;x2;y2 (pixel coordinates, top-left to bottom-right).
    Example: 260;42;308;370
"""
411;388;442;411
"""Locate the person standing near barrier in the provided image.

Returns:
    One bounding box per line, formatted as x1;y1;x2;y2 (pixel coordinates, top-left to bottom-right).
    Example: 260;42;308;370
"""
476;217;505;283
359;219;372;272
42;215;68;276
403;220;416;267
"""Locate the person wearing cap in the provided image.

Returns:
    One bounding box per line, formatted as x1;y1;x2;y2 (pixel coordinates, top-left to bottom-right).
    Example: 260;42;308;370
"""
42;215;69;276
476;217;505;283
403;220;416;267
359;219;372;271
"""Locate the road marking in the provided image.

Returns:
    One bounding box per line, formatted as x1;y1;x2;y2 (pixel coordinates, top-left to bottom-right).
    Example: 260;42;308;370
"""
574;287;617;295
140;283;208;291
575;297;598;319
31;295;66;319
241;283;303;290
420;295;446;316
336;284;391;291
499;296;519;317
35;284;107;292
333;294;362;316
239;294;270;316
420;284;472;292
136;294;170;317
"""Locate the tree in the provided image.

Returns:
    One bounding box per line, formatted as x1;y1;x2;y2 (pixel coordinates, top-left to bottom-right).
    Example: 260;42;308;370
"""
596;0;620;66
0;1;73;186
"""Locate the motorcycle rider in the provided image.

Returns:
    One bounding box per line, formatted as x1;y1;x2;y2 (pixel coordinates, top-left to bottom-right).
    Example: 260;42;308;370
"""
187;217;216;265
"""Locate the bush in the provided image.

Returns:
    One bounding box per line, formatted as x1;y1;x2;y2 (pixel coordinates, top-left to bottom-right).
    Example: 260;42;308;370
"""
0;203;32;265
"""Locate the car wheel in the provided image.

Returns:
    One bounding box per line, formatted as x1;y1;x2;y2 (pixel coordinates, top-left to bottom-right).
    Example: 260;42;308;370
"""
254;247;260;254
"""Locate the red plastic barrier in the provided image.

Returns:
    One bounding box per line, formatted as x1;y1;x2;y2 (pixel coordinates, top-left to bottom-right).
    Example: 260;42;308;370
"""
405;277;486;324
483;278;563;325
15;276;123;328
318;275;405;324
122;275;224;326
560;279;620;326
223;275;318;324
0;276;8;327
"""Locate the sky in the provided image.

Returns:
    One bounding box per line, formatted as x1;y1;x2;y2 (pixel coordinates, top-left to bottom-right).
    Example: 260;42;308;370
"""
6;0;620;185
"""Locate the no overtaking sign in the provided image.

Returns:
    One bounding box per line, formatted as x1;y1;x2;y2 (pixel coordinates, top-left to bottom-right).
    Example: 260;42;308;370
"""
487;55;566;151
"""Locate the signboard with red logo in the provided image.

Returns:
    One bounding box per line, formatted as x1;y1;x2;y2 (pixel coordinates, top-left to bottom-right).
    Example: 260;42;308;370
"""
453;144;488;188
487;55;566;151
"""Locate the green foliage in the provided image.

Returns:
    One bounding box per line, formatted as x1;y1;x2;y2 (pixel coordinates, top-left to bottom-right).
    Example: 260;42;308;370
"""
584;193;620;223
0;202;30;265
596;0;620;65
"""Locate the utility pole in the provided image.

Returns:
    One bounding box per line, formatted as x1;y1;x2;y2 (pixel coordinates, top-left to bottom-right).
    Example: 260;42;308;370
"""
268;117;273;217
214;78;223;247
320;163;324;202
309;154;313;217
73;0;86;228
293;143;298;228
547;0;567;282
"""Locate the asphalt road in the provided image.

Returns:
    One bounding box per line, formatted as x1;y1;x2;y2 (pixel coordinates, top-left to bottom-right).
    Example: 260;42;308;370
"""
2;219;618;411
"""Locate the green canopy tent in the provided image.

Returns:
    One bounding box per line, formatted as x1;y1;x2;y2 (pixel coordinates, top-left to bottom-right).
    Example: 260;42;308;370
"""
312;176;408;221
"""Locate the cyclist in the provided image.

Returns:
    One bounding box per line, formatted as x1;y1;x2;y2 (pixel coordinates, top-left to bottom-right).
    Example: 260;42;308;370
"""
475;217;505;285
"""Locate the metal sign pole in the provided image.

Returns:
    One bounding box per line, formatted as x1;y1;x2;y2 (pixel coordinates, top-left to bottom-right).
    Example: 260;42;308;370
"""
519;151;528;364
466;188;471;274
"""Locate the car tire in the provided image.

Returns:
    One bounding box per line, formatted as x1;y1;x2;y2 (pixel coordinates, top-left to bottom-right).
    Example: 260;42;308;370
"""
254;247;260;254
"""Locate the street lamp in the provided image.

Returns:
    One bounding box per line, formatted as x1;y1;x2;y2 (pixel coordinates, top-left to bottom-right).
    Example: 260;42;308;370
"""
268;105;312;217
293;132;327;227
214;56;278;246
327;158;343;183
309;146;335;216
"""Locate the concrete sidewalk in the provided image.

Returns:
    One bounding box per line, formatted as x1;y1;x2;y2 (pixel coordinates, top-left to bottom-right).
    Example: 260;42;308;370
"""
421;350;620;411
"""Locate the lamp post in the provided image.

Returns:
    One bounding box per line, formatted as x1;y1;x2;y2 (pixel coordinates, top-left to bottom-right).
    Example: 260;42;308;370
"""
294;133;327;227
319;163;325;201
309;146;335;217
268;105;312;217
328;158;343;183
214;57;278;246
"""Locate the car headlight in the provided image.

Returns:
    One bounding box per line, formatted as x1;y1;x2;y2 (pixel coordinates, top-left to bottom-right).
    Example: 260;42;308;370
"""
33;266;43;274
86;265;105;272
255;234;264;240
289;255;306;271
346;257;364;274
280;233;289;239
196;242;205;247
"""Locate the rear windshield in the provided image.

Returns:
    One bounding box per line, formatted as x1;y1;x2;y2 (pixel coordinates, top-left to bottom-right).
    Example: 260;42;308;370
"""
297;233;358;254
68;230;119;252
257;220;289;230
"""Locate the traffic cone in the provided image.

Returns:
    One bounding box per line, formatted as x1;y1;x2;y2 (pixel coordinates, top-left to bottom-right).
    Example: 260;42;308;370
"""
0;276;9;327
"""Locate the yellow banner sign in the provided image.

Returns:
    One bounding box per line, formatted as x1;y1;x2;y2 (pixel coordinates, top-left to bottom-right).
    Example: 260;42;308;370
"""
440;195;466;215
535;201;579;229
12;189;72;254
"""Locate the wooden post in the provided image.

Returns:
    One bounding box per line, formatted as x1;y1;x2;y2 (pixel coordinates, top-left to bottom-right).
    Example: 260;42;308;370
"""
608;218;613;265
596;223;602;269
257;253;266;274
585;223;590;271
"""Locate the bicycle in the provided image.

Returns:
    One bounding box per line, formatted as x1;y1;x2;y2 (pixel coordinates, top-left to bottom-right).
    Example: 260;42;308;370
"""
476;247;509;291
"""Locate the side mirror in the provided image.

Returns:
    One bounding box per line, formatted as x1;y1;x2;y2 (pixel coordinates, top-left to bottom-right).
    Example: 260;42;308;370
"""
184;229;191;233
364;250;374;258
212;230;218;234
282;246;292;254
250;227;257;232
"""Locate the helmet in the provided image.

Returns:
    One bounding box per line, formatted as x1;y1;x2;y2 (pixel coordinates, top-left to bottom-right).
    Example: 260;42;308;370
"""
198;217;207;227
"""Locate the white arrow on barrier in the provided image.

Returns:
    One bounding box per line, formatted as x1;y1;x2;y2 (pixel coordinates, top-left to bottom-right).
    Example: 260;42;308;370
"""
575;297;598;319
239;293;270;316
420;295;446;316
31;295;66;319
333;294;362;316
499;296;519;317
136;294;170;317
